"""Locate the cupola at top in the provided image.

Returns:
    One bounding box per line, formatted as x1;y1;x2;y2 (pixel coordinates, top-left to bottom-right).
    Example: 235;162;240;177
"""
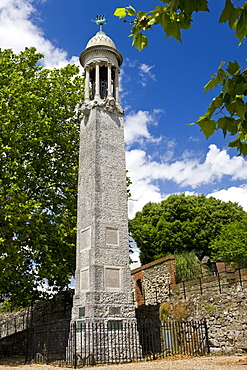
80;16;123;111
86;31;117;49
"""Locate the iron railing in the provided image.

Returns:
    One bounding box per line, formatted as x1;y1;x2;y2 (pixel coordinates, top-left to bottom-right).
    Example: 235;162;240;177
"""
23;319;209;367
173;267;247;300
135;266;247;306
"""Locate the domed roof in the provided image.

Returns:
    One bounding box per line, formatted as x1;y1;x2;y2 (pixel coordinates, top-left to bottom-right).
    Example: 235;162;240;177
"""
86;31;116;49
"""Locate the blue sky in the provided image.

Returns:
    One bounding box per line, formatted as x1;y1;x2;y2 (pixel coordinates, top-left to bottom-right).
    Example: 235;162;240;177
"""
1;1;247;267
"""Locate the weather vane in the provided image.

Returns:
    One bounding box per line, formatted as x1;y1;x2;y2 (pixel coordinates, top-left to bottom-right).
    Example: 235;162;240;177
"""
92;15;107;32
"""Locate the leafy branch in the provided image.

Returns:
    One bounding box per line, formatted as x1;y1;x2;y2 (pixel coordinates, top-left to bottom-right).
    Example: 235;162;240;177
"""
114;1;247;50
115;1;247;155
192;61;247;155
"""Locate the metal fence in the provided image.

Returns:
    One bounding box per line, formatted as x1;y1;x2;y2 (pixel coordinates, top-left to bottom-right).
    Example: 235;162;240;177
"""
24;319;209;367
174;267;247;300
0;311;30;340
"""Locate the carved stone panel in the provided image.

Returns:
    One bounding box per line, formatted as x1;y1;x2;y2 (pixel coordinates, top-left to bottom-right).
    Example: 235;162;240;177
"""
105;267;121;289
80;269;89;290
80;227;91;251
106;227;119;245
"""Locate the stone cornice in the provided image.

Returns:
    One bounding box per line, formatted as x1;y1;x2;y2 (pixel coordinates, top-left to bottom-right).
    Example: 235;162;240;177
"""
80;97;124;116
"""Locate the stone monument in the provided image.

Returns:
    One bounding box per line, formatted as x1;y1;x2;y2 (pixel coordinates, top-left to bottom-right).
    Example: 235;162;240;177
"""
71;17;138;353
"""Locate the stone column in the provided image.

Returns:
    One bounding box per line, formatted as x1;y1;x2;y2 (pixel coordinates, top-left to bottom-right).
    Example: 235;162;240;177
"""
107;63;112;98
115;68;120;104
85;66;90;102
95;63;100;100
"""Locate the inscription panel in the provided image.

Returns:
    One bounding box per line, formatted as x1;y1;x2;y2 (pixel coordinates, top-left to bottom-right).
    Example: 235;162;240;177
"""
105;267;121;289
106;227;119;245
80;269;89;290
80;227;91;251
109;306;121;315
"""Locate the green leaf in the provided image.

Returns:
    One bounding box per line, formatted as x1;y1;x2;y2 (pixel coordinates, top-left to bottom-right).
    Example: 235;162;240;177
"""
218;116;238;136
114;8;127;19
227;60;240;75
157;9;170;31
218;61;226;69
166;0;180;14
235;8;247;43
228;138;247;155
198;118;217;139
179;0;210;14
217;117;228;137
126;5;136;16
213;96;223;108
227;99;246;119
204;77;219;92
164;19;182;42
219;0;235;23
132;32;148;50
241;119;247;134
217;67;228;82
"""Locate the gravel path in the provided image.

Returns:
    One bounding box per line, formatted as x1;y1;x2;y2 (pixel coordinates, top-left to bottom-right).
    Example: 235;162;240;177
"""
1;355;247;370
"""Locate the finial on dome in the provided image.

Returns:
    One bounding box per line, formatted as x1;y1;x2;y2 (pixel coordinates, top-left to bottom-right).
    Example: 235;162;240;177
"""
92;15;107;33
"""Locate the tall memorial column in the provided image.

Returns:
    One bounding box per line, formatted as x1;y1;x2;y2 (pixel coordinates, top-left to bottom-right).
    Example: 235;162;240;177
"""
71;17;138;346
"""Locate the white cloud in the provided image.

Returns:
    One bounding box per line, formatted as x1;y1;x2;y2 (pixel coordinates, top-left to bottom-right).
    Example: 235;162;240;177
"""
124;108;247;219
127;144;247;187
128;178;163;219
123;59;156;89
126;145;247;218
208;185;247;212
139;63;156;87
129;238;141;270
124;110;162;147
0;0;78;68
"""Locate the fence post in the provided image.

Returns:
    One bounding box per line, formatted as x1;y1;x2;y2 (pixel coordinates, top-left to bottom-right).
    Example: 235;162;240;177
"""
239;268;243;288
199;277;203;295
217;273;221;294
203;319;210;354
46;326;50;364
73;321;77;369
182;281;186;300
151;323;156;361
25;328;30;364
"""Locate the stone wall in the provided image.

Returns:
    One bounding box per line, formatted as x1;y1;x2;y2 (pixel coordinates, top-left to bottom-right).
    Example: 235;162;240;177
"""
131;255;176;307
3;259;247;355
132;257;247;354
169;283;247;354
0;291;73;339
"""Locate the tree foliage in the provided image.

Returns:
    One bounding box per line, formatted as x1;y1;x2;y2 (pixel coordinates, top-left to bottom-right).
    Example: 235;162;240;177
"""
114;1;247;155
129;194;246;265
0;47;84;306
192;60;247;155
175;251;209;283
209;216;247;268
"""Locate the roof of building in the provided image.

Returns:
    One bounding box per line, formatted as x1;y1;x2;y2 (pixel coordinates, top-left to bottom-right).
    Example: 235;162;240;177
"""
131;255;175;274
86;31;116;49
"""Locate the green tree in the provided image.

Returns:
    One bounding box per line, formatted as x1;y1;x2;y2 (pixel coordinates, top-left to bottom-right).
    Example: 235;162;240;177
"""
209;216;247;267
114;1;247;155
175;251;209;283
129;194;246;265
0;47;84;306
